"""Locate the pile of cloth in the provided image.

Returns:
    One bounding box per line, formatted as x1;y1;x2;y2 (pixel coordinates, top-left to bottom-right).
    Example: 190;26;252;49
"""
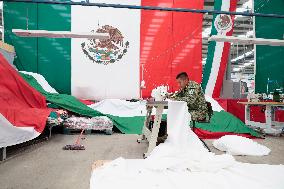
90;101;284;189
63;116;113;132
0;54;51;148
47;110;69;127
0;54;115;148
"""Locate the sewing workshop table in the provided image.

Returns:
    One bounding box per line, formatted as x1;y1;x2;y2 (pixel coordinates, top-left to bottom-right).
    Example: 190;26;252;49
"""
238;101;284;130
138;101;168;158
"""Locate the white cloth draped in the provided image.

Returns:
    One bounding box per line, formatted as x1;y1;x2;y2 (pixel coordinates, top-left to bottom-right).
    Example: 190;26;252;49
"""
90;101;284;189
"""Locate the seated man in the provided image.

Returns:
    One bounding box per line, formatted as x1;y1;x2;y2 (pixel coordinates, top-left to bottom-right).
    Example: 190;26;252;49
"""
170;72;208;121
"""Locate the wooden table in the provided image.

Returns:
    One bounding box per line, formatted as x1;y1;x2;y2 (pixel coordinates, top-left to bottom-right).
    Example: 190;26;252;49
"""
238;101;284;130
137;101;168;158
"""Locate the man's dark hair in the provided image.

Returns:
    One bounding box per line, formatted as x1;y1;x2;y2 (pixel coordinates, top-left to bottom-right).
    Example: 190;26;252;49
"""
176;72;189;80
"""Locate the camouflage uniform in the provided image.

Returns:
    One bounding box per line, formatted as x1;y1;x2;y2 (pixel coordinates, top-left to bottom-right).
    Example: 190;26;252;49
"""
172;80;208;121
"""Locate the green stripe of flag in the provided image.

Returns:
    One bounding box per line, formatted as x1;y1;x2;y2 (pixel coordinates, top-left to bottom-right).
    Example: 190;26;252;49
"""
202;0;223;91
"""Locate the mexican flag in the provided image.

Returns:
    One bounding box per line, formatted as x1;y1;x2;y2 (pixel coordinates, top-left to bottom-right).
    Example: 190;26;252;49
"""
0;54;51;148
202;0;237;98
4;0;203;100
20;70;260;139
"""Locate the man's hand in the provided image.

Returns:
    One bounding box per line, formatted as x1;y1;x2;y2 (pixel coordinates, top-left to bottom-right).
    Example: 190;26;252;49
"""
166;92;176;100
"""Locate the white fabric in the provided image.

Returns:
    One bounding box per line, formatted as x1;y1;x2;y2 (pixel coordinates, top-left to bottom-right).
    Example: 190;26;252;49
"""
205;95;224;112
90;101;284;189
213;135;271;156
144;101;235;172
88;99;147;117
88;97;222;118
0;114;40;148
71;0;141;100
88;99;167;117
19;71;58;94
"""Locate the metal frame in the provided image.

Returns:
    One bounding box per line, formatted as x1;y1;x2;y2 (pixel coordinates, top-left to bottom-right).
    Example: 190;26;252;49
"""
208;35;284;46
12;29;110;39
137;101;168;158
239;102;284;130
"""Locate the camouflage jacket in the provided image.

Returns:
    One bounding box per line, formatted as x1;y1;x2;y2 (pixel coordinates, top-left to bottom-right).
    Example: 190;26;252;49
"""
172;81;208;120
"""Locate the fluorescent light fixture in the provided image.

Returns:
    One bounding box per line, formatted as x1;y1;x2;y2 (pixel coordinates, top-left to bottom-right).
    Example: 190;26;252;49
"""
231;50;254;62
246;30;253;37
233;68;241;72
13;29;109;39
244;62;252;66
208;35;284;46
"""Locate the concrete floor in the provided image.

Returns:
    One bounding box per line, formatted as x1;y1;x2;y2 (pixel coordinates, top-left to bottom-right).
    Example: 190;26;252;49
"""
0;134;284;189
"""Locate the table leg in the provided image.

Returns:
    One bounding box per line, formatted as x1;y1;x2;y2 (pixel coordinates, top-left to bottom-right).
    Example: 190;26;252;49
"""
138;106;153;143
245;105;250;125
0;147;6;161
265;105;272;129
144;105;164;157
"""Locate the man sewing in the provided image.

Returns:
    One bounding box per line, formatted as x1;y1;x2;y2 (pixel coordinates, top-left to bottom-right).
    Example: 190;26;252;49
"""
170;72;208;121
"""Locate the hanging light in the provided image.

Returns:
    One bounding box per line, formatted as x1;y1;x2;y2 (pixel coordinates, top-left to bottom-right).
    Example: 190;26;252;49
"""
12;29;109;39
208;35;284;46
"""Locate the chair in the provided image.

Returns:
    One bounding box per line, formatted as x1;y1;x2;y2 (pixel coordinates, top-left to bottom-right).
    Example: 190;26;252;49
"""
192;101;213;152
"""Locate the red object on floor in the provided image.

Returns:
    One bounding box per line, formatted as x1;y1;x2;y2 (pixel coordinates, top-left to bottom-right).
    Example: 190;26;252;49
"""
0;54;51;133
194;127;257;140
79;99;95;105
215;98;284;123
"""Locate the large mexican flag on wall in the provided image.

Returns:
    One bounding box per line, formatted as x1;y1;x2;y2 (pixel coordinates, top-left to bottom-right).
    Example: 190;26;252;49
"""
254;0;284;93
202;0;237;98
4;0;203;100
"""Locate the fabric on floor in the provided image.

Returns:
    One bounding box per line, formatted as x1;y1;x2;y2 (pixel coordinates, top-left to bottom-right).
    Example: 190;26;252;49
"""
194;127;257;139
20;72;145;134
0;54;51;136
195;110;260;137
213;135;270;156
90;101;284;189
0;114;40;148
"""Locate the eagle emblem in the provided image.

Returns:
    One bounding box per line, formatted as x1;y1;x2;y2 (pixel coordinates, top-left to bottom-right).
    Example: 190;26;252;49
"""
81;25;129;65
214;14;233;34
